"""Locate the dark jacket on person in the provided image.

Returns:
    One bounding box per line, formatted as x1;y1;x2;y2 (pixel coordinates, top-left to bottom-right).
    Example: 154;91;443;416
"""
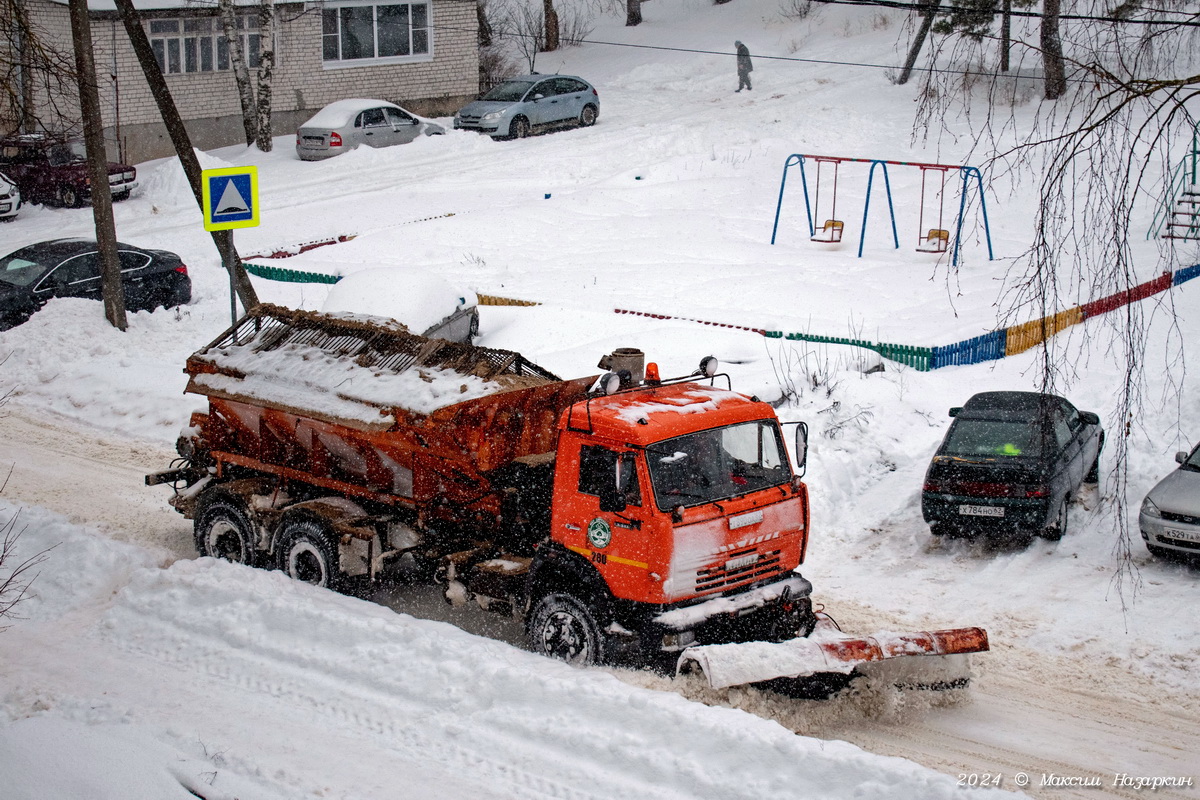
736;42;753;75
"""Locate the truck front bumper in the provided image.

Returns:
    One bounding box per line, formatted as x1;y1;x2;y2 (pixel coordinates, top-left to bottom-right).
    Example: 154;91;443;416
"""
648;573;815;652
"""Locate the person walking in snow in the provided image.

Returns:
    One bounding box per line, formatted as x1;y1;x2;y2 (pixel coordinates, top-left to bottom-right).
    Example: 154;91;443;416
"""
735;40;753;92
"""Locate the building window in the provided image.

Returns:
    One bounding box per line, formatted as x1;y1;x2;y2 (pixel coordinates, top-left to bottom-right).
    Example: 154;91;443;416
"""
322;2;430;64
149;15;262;75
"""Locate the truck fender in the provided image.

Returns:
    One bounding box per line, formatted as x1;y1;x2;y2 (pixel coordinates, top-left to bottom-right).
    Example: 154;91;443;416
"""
526;541;611;615
270;498;379;579
193;478;274;525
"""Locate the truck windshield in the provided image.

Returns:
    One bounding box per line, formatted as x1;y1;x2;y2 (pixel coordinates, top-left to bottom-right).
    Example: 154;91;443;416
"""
647;420;791;510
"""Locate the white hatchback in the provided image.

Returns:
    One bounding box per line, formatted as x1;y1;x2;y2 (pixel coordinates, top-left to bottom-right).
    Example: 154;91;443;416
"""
295;99;445;161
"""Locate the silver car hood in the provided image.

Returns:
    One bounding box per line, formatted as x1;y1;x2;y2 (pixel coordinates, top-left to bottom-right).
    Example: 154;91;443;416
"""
457;100;516;116
1148;468;1200;514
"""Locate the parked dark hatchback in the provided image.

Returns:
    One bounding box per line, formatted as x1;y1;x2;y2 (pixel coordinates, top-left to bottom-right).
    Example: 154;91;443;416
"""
0;239;190;330
921;392;1104;540
0;134;138;208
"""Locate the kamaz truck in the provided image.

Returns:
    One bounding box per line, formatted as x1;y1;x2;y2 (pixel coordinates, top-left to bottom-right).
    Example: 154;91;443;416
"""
149;304;987;691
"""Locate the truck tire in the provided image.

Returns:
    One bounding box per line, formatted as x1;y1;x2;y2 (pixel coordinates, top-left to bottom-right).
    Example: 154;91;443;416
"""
278;518;342;591
528;592;608;666
195;497;257;566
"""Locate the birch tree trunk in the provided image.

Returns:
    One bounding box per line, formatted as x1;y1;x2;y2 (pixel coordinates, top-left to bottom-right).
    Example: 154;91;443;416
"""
254;0;274;151
1041;0;1066;99
219;0;257;146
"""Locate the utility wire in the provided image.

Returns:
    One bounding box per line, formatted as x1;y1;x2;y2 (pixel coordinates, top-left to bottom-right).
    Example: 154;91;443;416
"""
807;0;1200;27
438;23;1127;85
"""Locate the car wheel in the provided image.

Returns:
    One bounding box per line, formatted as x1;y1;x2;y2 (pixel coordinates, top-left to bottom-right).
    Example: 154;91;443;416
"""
1085;436;1103;484
57;185;81;208
195;496;257;566
579;104;598;127
1040;497;1068;541
511;117;531;140
278;518;341;591
1146;543;1172;560
527;592;608;666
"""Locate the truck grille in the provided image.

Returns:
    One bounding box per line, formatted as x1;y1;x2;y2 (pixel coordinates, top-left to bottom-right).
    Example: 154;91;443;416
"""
695;547;782;592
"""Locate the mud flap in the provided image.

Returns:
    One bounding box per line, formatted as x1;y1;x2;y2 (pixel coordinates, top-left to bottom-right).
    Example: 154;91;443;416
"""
677;625;988;691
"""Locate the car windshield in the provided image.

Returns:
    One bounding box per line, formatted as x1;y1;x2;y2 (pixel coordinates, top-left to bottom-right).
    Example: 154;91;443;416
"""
0;251;51;287
1182;446;1200;472
943;419;1043;458
647;420;791;510
47;141;86;166
481;81;536;102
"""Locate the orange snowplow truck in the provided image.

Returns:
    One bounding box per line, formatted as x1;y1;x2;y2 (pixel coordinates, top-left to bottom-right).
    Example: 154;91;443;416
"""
149;305;987;692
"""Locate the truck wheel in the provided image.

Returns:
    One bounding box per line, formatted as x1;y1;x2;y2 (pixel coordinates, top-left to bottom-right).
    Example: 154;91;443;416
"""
195;498;257;566
528;593;607;666
278;519;341;591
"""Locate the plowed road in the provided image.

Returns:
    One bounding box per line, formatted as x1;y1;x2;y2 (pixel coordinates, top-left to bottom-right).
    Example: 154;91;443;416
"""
3;409;1196;799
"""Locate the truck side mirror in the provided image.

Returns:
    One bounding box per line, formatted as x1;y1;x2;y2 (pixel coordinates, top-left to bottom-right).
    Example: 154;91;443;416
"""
794;421;808;477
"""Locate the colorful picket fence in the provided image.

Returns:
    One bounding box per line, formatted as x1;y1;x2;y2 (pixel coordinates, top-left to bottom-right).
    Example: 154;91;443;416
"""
239;253;1198;374
767;267;1196;372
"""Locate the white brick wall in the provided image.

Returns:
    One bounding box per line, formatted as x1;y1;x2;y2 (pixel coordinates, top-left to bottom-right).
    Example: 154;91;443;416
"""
17;0;479;159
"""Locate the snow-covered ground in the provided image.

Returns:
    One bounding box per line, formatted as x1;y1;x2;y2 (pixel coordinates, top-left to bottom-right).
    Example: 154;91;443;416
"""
2;0;1198;797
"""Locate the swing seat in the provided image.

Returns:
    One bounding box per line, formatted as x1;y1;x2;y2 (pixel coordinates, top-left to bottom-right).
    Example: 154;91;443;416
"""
812;219;844;243
917;228;949;253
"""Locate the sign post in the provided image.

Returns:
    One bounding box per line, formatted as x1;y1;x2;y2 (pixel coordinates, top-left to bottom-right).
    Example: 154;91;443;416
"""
201;166;260;330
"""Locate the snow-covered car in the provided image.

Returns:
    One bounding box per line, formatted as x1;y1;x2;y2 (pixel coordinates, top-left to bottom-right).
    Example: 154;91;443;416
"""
0;238;191;330
1139;442;1200;560
453;74;599;139
921;391;1104;541
0;134;137;207
295;99;445;161
322;267;479;344
0;171;19;221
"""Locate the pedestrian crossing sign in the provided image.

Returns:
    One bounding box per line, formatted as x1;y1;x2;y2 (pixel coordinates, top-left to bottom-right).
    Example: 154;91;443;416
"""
201;166;259;231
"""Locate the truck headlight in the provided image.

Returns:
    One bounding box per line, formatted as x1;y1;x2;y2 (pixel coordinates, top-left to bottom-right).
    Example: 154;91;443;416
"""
661;630;696;650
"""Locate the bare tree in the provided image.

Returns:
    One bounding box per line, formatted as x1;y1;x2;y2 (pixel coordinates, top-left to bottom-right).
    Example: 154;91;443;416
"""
0;501;51;632
0;0;79;134
911;9;1200;600
544;0;560;50
67;0;127;331
254;0;275;151
219;0;257;147
114;0;260;313
626;0;642;26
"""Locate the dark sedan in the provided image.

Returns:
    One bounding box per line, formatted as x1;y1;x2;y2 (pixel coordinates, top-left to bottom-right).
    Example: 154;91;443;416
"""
0;239;191;330
921;391;1104;541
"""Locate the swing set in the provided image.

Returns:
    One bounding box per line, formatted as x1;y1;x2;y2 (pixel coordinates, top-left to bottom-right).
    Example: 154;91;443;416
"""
769;153;994;266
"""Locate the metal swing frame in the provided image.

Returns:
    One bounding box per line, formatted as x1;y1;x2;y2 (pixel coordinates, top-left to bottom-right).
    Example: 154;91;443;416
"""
770;154;995;267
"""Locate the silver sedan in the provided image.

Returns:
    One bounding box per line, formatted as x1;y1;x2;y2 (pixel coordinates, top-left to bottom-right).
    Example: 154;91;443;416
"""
1140;443;1200;560
296;99;445;161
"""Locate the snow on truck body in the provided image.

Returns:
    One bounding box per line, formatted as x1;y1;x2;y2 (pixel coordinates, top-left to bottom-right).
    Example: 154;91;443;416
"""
150;304;986;690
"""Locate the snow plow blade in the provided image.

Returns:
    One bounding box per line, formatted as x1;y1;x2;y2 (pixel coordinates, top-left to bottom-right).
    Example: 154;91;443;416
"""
677;626;989;691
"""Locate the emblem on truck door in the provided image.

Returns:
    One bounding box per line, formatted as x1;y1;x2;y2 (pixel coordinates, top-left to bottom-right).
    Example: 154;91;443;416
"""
587;518;612;549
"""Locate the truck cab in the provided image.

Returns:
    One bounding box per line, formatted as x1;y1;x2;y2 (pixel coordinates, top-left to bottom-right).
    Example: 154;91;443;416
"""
526;361;815;666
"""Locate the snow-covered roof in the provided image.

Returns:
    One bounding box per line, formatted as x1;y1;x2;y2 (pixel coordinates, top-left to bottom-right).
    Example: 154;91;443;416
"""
299;100;404;130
